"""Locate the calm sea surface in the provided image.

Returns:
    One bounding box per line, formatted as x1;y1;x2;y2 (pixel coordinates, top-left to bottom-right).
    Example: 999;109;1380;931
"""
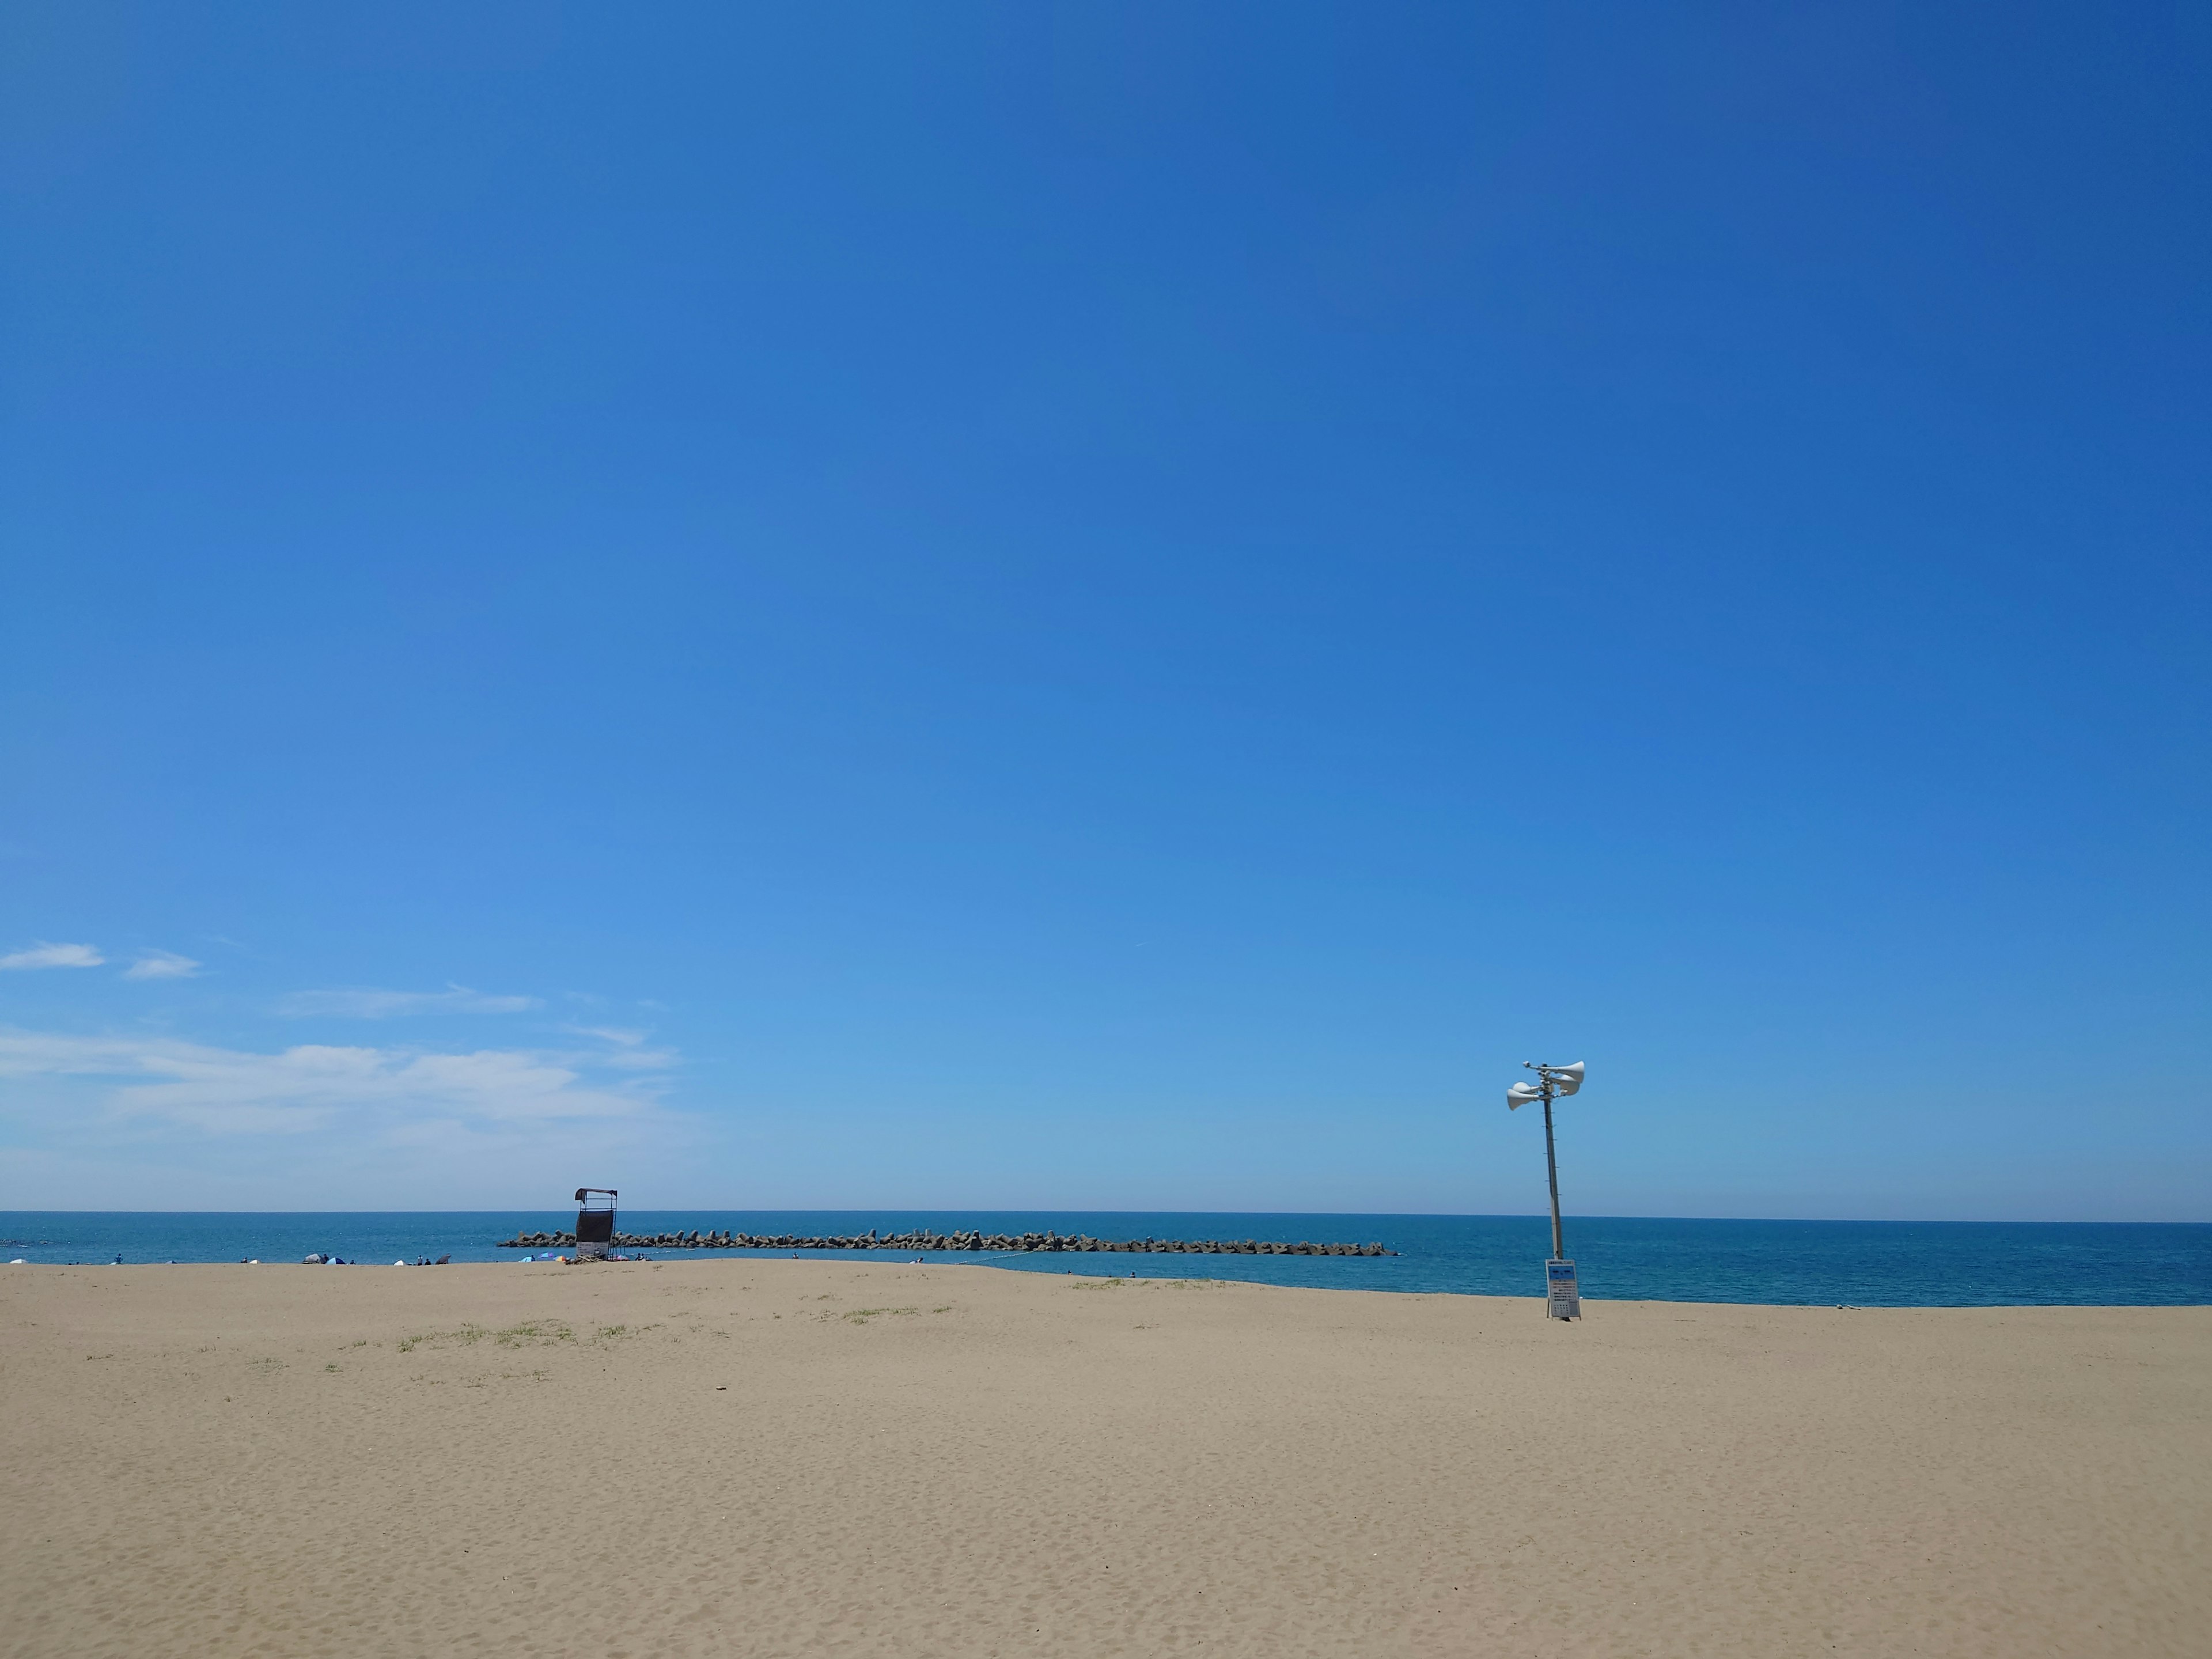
3;1212;2207;1305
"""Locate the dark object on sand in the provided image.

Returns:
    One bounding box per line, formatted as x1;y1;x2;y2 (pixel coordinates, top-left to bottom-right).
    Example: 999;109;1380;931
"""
574;1188;618;1261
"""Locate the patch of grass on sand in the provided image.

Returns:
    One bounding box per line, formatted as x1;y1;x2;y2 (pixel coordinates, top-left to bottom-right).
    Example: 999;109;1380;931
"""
843;1306;919;1323
399;1320;574;1354
494;1319;574;1347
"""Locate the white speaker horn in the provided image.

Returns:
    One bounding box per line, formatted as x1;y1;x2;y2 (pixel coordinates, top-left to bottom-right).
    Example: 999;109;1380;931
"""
1550;1060;1585;1095
1506;1082;1542;1111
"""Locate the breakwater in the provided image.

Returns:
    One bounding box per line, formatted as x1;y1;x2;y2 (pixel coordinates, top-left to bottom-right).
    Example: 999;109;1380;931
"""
497;1227;1394;1256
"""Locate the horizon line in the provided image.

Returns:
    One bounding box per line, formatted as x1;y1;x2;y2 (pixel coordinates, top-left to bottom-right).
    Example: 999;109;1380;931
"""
2;1208;2206;1226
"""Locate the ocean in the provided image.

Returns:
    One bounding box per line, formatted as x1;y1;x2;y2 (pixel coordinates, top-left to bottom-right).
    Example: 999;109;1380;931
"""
3;1211;2207;1305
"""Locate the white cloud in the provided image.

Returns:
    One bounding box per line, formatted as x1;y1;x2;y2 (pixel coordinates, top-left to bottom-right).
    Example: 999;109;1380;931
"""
276;984;541;1018
604;1047;679;1071
0;942;104;971
0;1029;668;1137
559;1025;676;1070
124;950;202;980
557;1025;683;1071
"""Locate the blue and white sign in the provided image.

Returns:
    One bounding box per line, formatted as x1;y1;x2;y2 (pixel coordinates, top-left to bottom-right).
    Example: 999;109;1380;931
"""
1546;1257;1581;1319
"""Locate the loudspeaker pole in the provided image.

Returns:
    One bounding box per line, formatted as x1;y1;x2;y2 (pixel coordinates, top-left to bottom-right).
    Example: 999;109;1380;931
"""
1506;1060;1585;1319
1540;1079;1565;1261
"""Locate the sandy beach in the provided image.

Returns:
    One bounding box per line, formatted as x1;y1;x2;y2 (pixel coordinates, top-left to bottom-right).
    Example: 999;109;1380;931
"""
3;1261;2206;1658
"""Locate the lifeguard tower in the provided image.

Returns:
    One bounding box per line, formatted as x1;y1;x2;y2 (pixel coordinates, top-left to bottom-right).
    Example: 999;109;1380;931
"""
574;1188;618;1260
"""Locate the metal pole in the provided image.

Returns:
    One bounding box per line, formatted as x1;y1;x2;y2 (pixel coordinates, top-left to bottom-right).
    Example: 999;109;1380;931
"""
1541;1081;1565;1260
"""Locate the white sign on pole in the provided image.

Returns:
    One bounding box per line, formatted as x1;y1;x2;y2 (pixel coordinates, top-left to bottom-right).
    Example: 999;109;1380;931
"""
1546;1257;1581;1320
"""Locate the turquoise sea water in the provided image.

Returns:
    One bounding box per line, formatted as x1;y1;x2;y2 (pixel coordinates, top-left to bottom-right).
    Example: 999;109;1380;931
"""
3;1212;2207;1306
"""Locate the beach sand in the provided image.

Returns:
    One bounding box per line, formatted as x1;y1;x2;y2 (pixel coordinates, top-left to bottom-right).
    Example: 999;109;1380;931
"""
3;1261;2205;1658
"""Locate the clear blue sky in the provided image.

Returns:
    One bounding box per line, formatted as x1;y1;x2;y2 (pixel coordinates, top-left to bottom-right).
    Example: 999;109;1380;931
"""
3;4;2206;1218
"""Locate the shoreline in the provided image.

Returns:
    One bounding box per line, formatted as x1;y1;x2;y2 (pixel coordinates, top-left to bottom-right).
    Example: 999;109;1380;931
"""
10;1255;2209;1312
9;1213;2208;1307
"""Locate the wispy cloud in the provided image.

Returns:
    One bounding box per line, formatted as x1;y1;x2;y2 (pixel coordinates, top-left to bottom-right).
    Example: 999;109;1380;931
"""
124;950;202;980
0;942;104;971
560;1025;677;1070
602;1048;678;1071
276;984;541;1018
0;1029;668;1136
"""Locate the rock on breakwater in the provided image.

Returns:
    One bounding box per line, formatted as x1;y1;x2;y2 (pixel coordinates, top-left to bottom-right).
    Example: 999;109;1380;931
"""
496;1228;1393;1256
